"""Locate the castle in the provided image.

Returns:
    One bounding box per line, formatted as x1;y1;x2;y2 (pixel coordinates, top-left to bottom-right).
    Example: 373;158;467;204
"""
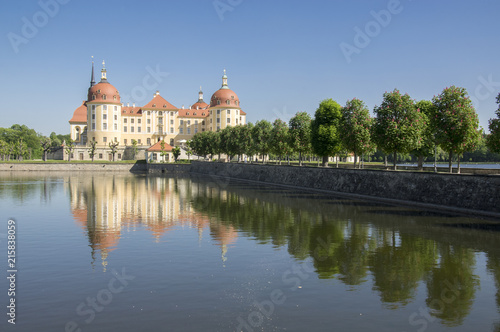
69;61;246;161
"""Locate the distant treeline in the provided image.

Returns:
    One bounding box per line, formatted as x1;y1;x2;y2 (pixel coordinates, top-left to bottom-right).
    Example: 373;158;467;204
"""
0;124;69;161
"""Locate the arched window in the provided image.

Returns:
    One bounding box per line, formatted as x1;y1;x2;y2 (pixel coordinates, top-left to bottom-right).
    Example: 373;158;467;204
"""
102;95;107;100
92;95;96;100
226;100;230;105
217;100;221;105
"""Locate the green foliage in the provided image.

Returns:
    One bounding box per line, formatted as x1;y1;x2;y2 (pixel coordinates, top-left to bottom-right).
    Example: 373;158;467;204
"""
270;119;290;163
108;141;119;161
373;89;425;169
49;132;70;148
487;93;500;154
131;139;138;158
0;124;44;159
289;112;312;156
88;141;97;162
311;99;343;165
64;139;75;162
432;86;481;157
341;98;374;166
251;120;272;163
172;146;181;162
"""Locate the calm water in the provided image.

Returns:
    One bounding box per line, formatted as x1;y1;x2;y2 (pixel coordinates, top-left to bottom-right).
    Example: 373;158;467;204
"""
1;172;500;332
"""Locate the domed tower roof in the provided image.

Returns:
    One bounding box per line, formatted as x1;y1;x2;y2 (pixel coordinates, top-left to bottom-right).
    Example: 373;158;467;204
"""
191;86;209;110
210;70;240;108
87;60;120;103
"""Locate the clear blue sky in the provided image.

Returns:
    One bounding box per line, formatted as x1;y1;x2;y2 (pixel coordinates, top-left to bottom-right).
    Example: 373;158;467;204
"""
1;0;499;136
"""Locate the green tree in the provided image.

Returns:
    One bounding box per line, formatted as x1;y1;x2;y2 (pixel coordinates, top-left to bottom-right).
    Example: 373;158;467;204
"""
289;112;312;166
172;146;181;162
341;98;374;169
160;140;168;162
432;86;481;173
186;140;193;161
311;99;343;167
88;140;97;162
40;137;51;162
108;141;119;161
131;139;138;159
65;139;75;162
373;89;425;170
0;140;8;161
487;93;500;154
251;120;272;163
270;119;290;165
412;100;436;170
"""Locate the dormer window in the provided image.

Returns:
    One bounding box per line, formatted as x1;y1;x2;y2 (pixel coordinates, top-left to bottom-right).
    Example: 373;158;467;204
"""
163;104;167;108
186;112;190;115
194;112;197;115
217;100;221;105
202;113;205;116
231;96;234;99
152;104;156;108
226;100;230;105
113;96;117;100
102;95;107;100
92;95;96;100
97;90;101;93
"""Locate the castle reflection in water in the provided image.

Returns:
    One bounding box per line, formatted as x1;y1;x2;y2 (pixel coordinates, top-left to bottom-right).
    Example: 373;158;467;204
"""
67;175;237;271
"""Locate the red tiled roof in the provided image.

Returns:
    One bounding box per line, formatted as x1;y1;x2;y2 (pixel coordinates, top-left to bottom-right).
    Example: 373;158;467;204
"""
121;106;142;116
190;101;209;110
69;101;87;123
147;140;173;152
210;88;240;108
143;94;177;110
240;110;246;115
177;109;210;118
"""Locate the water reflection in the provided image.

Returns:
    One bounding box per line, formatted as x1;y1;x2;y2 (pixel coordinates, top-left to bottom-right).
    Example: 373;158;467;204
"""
1;172;500;329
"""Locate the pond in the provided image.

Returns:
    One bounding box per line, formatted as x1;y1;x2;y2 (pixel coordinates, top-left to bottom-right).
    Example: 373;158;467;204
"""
0;172;499;331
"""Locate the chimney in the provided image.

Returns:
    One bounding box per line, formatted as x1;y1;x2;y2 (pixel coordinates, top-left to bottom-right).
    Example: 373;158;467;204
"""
155;90;160;96
127;102;130;107
132;103;135;108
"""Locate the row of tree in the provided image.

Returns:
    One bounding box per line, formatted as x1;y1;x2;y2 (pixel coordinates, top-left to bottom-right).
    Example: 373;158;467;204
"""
0;125;70;161
190;87;500;173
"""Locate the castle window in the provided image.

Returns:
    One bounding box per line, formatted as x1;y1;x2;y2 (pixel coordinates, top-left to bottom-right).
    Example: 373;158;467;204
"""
226;100;230;105
147;119;151;124
236;119;238;124
92;95;96;100
114;114;118;120
138;127;141;133
195;120;198;125
187;128;191;134
217;118;220;123
92;105;96;111
123;126;127;132
138;139;141;144
103;137;107;143
102;95;107;100
170;112;173;116
227;109;231;115
170;119;174;125
124;139;127;145
131;119;134;124
202;120;205;125
180;128;183;134
227;118;230;124
152;104;156;108
114;123;117;130
138;119;141;124
103;105;108;111
186;112;189;115
217;110;220;115
118;153;121;159
217;100;221;105
170;127;174;133
194;128;198;134
194;112;197;115
103;123;107;130
114;137;117;142
147;111;151;115
187;120;191;125
103;114;107;120
92;123;95;130
131;127;134;133
180;120;184;125
147;127;151;133
130;110;133;114
159;111;163;116
113;96;117;100
163;104;167;108
92;114;95;120
124;118;127;123
99;153;103;159
147;138;151;145
202;113;205;116
97;90;101;93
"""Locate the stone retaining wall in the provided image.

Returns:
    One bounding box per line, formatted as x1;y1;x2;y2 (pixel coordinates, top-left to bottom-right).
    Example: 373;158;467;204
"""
0;163;147;172
189;161;500;216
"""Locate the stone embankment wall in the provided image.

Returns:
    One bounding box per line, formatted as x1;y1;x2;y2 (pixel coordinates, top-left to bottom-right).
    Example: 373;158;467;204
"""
0;163;148;172
188;161;500;216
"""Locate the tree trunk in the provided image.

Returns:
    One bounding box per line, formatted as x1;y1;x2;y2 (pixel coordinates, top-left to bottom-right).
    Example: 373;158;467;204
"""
457;156;461;174
393;151;397;171
322;155;329;167
299;151;302;167
384;155;388;167
336;156;339;168
353;152;357;169
418;155;424;171
449;151;453;173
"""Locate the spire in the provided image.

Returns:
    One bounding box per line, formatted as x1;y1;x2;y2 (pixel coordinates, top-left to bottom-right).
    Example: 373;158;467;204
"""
198;86;204;102
90;56;95;87
221;69;229;89
100;60;108;83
